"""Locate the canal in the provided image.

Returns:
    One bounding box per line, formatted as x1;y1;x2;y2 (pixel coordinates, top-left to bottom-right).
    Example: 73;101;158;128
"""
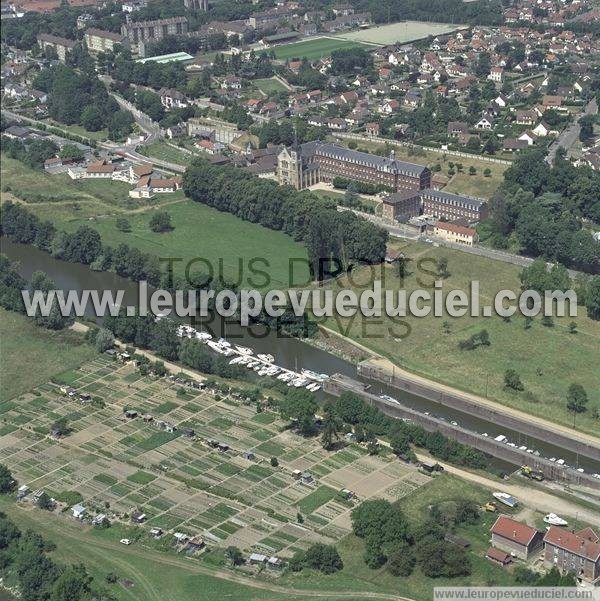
3;238;599;475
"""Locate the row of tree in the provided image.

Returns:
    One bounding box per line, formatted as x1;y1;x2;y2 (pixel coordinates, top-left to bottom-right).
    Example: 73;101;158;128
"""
182;160;389;275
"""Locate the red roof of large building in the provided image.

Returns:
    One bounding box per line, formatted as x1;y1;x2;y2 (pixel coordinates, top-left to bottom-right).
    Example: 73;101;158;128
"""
490;516;540;546
544;527;600;561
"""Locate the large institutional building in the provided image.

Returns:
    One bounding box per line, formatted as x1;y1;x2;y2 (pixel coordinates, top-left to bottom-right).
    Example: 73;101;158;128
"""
121;16;188;53
277;141;431;192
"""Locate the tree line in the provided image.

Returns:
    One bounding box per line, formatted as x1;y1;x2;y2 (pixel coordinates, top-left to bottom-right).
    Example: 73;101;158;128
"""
182;160;389;276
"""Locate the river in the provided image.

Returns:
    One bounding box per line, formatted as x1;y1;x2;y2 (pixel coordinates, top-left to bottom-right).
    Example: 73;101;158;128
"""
2;238;599;475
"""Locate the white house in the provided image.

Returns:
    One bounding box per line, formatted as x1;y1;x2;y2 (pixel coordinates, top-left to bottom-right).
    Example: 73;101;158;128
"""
518;130;536;145
72;504;86;519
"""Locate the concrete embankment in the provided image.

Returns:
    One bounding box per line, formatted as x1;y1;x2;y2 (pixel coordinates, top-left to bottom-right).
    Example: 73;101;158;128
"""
357;358;600;463
324;374;600;490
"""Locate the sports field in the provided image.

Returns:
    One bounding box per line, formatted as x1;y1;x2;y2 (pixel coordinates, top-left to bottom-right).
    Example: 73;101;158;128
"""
335;21;464;45
270;37;371;61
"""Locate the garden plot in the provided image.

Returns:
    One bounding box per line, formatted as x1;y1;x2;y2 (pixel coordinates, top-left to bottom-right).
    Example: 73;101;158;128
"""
3;357;429;559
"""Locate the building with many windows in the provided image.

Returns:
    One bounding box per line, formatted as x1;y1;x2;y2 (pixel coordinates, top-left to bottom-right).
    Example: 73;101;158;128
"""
421;189;488;223
84;28;129;53
277;141;430;192
121;17;188;54
36;33;77;62
543;526;600;584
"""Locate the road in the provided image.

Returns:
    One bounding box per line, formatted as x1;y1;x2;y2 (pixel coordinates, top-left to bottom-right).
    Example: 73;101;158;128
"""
546;98;598;164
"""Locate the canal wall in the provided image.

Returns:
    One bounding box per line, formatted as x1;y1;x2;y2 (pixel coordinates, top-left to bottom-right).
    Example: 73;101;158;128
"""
357;361;600;463
324;374;600;490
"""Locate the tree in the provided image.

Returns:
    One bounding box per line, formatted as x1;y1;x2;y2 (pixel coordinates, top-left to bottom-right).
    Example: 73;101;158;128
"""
58;144;84;162
116;218;131;232
95;328;114;353
566;383;588;420
585;276;600;320
51;564;93;601
302;543;343;574
436;257;450;278
0;464;15;493
483;168;491;177
51;417;70;437
37;491;54;510
469;166;476;176
81;105;104;131
568;321;577;334
387;547;415;577
504;369;524;391
270;457;279;467
225;546;244;566
280;389;317;436
149;211;173;233
321;409;342;450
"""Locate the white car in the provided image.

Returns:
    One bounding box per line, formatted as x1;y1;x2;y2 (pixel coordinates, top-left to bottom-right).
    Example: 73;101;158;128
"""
120;538;132;545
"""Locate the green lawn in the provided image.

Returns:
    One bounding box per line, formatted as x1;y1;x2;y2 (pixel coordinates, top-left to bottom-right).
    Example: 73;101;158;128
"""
269;37;370;61
254;77;288;95
137;141;195;167
320;241;600;435
0;309;98;401
296;485;338;515
50;199;309;289
45;120;109;142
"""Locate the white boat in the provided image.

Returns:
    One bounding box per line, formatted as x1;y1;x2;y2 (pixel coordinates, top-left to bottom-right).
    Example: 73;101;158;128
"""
222;348;235;357
519;445;527;451
207;341;226;354
217;338;231;348
482;433;488;437
492;492;519;508
229;356;244;365
451;421;458;426
196;331;212;342
301;369;328;382
544;513;568;526
257;353;274;363
235;345;253;355
526;449;534;453
277;373;290;381
494;435;507;443
556;459;565;466
293;378;308;388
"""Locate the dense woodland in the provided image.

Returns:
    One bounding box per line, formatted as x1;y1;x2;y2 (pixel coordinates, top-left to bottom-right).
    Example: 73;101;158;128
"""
482;150;600;274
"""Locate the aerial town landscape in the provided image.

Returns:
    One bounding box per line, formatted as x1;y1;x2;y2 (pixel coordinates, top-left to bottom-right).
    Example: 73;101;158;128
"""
0;0;599;599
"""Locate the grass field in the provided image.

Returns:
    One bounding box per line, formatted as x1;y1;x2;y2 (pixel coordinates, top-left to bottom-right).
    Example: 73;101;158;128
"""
0;309;97;401
334;21;463;45
48;199;309;288
45;120;109;142
137;141;195;166
254;77;289;95
269;37;370;61
1;154;310;288
319;240;600;435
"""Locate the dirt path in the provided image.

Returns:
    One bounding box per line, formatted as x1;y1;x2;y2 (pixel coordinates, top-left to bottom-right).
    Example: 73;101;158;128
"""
415;453;600;527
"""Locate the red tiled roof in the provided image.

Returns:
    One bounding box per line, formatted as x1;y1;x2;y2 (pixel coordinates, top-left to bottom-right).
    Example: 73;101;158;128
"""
544;527;600;561
486;547;511;563
434;221;477;237
491;516;540;546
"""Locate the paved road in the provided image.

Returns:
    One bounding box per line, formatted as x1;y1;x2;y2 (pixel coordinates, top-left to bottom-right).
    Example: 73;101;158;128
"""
546;98;598;164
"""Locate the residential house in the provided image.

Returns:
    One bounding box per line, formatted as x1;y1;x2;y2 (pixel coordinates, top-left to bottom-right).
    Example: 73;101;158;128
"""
489;66;504;82
490;515;544;560
447;121;469;137
159;88;188;109
475;114;495;130
432;221;479;247
543;526;600;584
